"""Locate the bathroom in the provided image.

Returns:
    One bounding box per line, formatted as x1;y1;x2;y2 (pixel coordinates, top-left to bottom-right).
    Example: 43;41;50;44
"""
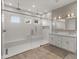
1;0;77;59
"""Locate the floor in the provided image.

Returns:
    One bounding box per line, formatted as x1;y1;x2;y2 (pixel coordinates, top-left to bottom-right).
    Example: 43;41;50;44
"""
7;44;76;59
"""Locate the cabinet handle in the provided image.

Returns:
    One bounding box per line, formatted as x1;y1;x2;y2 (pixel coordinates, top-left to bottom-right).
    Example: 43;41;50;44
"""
3;29;6;32
5;48;8;55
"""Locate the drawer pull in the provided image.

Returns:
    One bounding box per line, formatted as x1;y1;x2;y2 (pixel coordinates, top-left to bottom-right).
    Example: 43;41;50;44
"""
5;48;8;55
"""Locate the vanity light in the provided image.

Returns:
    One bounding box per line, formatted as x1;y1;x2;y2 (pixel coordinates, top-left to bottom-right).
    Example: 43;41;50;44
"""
58;16;61;19
67;14;71;18
71;13;75;17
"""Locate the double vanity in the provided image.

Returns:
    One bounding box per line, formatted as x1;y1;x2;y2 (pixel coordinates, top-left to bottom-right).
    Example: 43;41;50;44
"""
49;18;76;53
49;32;76;53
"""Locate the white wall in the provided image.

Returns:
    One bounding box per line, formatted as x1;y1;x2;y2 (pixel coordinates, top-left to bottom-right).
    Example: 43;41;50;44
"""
51;1;77;19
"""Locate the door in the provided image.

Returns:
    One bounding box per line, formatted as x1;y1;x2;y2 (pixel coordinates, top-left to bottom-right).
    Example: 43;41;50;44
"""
2;11;32;58
2;11;5;58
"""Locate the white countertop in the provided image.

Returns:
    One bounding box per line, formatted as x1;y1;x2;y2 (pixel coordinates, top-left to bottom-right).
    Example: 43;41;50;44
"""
50;32;77;38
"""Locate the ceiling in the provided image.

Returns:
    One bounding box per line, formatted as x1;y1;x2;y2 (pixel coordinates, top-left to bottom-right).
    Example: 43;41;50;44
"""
4;0;76;14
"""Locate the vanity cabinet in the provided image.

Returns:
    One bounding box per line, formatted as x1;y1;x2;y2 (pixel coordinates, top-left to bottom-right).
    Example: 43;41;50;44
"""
50;35;62;47
50;36;57;46
50;17;77;53
67;37;76;52
50;34;76;53
61;37;69;50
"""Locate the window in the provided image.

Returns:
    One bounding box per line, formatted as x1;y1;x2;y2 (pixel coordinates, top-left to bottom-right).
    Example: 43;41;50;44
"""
11;16;20;23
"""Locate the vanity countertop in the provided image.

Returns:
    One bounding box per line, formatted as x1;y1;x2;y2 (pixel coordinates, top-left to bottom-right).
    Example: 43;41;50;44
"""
49;32;77;38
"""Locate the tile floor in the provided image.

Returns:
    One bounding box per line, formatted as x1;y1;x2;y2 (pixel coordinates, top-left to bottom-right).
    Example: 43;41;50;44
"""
7;44;76;59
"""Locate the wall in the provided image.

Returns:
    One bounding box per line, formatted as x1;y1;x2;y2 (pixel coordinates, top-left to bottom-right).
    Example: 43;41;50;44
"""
2;5;50;58
50;1;77;33
49;1;77;53
51;1;77;19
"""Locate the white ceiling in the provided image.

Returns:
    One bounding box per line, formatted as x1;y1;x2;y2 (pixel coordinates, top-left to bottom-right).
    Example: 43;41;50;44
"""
4;0;76;14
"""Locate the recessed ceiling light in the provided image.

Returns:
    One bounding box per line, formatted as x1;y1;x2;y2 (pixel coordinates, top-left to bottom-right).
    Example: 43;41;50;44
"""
9;3;12;6
32;5;36;8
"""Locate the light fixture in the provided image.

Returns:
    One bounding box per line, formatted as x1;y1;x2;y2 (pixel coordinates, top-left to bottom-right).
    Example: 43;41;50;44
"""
71;13;75;17
58;16;61;19
32;5;36;8
9;3;12;6
67;14;71;18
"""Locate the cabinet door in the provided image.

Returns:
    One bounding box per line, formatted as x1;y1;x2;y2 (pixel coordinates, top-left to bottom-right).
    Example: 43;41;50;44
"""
61;37;69;50
62;37;76;53
53;35;61;46
68;37;76;53
57;37;62;48
50;36;56;46
52;35;62;48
